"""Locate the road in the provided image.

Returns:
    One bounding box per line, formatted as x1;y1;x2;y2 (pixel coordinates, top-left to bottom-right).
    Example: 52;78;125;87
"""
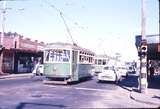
0;75;158;109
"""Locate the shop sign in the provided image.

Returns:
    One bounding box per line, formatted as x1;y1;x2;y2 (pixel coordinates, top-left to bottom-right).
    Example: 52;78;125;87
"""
20;42;36;50
37;45;44;51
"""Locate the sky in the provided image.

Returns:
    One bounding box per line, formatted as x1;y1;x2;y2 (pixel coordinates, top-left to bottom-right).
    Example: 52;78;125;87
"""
0;0;159;61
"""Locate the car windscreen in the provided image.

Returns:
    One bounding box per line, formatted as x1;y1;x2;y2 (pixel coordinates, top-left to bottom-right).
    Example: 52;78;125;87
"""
104;66;113;70
118;67;126;69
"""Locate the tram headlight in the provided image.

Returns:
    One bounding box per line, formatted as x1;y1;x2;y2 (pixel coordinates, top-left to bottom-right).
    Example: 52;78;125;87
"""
53;67;57;72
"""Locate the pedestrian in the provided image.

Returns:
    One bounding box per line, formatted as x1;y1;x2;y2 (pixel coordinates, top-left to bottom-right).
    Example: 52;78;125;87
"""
31;61;40;78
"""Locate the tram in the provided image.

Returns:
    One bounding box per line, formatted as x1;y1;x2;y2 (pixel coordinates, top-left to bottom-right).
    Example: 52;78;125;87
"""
94;55;109;75
43;42;95;84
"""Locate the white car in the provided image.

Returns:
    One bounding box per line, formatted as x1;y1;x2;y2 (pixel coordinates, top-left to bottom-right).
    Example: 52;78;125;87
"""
116;66;128;77
98;66;121;83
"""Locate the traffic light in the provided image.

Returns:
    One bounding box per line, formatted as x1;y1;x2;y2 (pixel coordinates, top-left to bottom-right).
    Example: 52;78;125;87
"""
141;45;147;58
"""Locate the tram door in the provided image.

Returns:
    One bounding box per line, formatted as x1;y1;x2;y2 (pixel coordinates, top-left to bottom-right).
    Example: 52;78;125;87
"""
72;50;78;81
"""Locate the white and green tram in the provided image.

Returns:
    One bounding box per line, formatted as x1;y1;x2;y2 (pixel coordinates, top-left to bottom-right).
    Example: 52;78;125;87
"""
43;42;95;84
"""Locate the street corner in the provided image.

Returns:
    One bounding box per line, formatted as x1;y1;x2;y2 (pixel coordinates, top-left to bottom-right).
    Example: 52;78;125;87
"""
104;86;131;100
130;88;160;107
116;85;132;95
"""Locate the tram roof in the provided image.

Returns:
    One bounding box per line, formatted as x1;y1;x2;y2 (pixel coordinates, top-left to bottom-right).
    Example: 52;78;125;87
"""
95;54;109;58
95;54;117;60
45;42;95;54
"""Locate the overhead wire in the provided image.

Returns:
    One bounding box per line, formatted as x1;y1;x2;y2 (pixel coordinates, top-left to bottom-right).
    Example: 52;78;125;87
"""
45;0;87;31
0;0;31;1
43;0;89;44
43;0;79;44
1;0;88;45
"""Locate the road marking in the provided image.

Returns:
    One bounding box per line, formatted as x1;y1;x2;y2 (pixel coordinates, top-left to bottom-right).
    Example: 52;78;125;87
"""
45;84;113;92
74;87;110;92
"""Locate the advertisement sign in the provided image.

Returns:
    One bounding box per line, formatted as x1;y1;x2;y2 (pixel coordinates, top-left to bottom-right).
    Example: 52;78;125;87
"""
45;49;70;62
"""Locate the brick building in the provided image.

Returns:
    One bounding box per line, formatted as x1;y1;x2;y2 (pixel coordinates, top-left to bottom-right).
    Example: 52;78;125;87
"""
0;32;46;74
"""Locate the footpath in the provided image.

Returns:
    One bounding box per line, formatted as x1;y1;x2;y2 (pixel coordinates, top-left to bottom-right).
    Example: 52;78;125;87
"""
0;73;32;79
130;87;160;107
129;76;160;107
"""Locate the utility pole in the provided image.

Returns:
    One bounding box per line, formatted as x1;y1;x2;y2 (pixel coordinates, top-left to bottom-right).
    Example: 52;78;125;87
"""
139;0;148;93
0;1;6;74
0;1;22;75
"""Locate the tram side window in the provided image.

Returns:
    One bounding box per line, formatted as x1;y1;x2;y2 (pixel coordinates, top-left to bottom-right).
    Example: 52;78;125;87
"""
84;56;87;63
89;57;93;63
84;56;89;63
79;55;84;62
45;51;50;61
95;59;97;64
89;57;91;63
79;53;94;64
79;55;81;62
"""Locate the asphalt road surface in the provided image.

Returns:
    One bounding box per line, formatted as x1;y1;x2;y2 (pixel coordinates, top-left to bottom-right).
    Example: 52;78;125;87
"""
0;75;158;109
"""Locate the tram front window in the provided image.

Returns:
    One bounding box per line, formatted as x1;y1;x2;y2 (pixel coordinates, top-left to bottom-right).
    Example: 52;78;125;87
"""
103;59;106;65
98;59;102;65
45;49;70;62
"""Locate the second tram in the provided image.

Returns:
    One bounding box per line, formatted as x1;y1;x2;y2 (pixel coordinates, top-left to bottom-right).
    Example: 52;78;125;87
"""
94;55;110;75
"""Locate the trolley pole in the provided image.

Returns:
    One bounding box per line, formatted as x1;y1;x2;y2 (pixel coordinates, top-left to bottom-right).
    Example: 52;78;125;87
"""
139;0;148;93
0;1;6;74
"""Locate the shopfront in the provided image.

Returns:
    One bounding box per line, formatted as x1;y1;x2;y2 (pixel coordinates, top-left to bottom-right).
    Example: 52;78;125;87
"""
13;36;45;73
13;50;43;73
2;50;14;73
1;32;45;74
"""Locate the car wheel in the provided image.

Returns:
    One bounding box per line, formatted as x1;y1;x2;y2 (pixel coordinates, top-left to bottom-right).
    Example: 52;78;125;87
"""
115;76;119;84
98;80;102;83
119;76;122;82
115;80;119;84
40;73;43;76
126;73;128;78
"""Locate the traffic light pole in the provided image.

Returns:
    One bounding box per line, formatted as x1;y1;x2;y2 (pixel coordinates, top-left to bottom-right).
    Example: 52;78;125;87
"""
139;0;148;93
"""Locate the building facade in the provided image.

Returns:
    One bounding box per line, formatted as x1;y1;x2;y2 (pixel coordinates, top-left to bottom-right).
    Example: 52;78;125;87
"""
0;32;46;74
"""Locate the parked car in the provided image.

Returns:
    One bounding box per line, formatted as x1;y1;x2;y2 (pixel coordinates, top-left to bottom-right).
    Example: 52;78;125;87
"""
97;66;122;83
127;66;136;75
116;65;128;77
